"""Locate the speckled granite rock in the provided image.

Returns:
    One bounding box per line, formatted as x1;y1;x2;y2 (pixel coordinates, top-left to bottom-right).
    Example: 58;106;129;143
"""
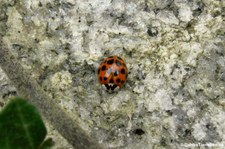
0;68;17;107
0;0;224;148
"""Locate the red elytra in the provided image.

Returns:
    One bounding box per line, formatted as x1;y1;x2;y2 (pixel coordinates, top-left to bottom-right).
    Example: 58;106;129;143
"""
98;55;128;90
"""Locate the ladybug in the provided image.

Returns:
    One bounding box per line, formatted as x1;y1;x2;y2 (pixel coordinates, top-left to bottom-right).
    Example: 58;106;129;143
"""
98;55;128;91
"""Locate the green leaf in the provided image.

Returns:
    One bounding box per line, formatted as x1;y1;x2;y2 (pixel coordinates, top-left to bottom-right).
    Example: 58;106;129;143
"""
39;138;54;149
0;97;47;149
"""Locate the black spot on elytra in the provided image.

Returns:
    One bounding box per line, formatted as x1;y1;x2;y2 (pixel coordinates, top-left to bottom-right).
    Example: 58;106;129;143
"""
121;80;125;84
121;68;126;74
104;76;107;81
114;70;119;76
107;59;114;64
99;76;102;81
116;60;121;66
101;65;106;71
110;78;114;83
116;78;121;83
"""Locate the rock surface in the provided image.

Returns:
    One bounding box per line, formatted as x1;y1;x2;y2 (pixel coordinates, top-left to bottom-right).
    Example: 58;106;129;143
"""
0;0;224;148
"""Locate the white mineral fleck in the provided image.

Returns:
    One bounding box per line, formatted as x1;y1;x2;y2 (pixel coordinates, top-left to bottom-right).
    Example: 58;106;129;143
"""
192;123;206;141
178;5;193;22
186;42;203;66
50;71;72;90
156;10;179;25
146;89;173;112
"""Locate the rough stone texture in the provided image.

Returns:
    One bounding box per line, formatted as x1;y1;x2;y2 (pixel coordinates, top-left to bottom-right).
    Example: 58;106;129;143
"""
0;67;17;109
0;0;224;148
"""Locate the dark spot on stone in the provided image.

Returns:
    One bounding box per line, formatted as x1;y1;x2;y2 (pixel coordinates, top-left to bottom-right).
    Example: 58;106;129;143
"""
197;89;204;92
0;102;4;107
133;128;145;135
206;123;214;130
114;70;119;76
193;2;205;17
83;72;87;77
185;67;190;71
153;8;160;14
110;78;114;83
34;38;39;43
2;91;17;99
116;60;121;66
102;65;106;71
207;83;211;88
38;2;43;7
184;129;192;137
174;64;180;69
116;78;121;83
166;110;173;116
12;44;23;50
107;59;114;64
160;137;167;146
147;27;158;37
99;76;102;81
104;76;107;81
121;68;126;74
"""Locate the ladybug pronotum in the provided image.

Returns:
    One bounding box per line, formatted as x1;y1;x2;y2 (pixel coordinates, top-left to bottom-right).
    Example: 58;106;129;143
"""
98;55;128;91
